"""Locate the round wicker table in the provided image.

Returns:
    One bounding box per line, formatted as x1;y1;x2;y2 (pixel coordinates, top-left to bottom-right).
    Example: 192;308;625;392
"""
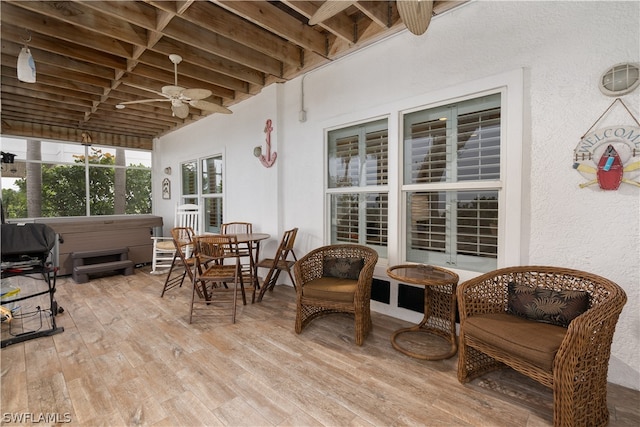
387;264;459;360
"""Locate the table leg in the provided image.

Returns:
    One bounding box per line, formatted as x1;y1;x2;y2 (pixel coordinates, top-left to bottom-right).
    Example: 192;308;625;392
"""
249;241;261;303
390;283;458;360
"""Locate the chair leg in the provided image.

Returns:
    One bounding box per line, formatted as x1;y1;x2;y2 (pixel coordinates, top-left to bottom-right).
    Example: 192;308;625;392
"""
239;269;247;306
232;276;239;324
161;254;186;297
189;278;198;324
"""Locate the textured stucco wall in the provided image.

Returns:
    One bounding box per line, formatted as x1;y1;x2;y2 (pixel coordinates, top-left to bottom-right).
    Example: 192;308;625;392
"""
157;1;639;389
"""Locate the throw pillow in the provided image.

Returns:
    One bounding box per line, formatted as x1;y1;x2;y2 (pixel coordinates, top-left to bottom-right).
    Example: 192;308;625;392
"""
322;256;364;280
507;282;590;327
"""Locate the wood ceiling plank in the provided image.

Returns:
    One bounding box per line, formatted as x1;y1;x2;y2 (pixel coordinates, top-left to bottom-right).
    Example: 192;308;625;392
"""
0;76;101;103
215;0;327;57
9;0;148;47
89;113;174;133
126;63;235;100
2;85;94;108
0;62;106;96
2;94;88;114
1;108;86;125
0;113;85;129
0;119;154;150
282;1;355;44
356;1;390;28
0;0;469;148
97;103;184;125
151;38;265;87
1;2;134;59
162;17;282;77
32;62;113;90
1;23;126;73
137;51;249;94
308;0;355;25
182;2;302;69
78;0;158;30
1;104;87;123
77;119;164;136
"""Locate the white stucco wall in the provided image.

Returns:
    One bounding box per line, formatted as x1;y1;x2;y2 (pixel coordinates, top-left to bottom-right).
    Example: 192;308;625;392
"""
155;1;639;390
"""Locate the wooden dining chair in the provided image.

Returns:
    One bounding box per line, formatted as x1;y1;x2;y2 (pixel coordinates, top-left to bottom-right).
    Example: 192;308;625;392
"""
256;227;298;302
190;234;246;324
161;226;206;298
220;221;257;296
221;222;254;276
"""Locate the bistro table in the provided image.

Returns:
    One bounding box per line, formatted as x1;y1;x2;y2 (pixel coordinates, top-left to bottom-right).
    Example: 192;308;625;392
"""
225;233;270;293
386;264;459;360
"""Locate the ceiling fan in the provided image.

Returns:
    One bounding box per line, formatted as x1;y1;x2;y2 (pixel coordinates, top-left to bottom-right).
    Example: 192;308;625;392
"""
115;54;232;119
309;0;433;36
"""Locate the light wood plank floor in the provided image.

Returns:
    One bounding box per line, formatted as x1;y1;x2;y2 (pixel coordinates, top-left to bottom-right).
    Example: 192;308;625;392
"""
2;266;638;426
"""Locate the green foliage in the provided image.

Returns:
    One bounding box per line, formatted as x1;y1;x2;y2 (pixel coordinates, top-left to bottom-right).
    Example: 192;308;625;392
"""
1;187;27;218
126;168;152;214
2;148;151;219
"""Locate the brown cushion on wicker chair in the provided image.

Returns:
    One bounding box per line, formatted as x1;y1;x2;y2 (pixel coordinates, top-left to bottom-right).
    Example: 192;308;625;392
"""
302;277;357;302
507;282;590;327
464;313;567;371
457;266;627;427
322;256;364;279
295;244;378;346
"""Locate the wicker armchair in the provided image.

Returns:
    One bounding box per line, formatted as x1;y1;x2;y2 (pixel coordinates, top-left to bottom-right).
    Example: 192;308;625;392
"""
457;266;627;427
294;244;378;346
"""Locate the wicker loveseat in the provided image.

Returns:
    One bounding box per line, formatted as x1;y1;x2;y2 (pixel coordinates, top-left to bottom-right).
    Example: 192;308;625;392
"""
294;244;378;345
457;266;627;427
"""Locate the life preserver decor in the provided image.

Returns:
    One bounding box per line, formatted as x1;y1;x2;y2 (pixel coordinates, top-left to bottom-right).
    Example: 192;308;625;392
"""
573;125;640;190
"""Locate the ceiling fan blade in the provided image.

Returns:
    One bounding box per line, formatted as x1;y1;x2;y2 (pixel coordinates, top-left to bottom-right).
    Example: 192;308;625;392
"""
309;1;355;25
123;83;168;98
115;99;171;109
189;100;232;114
181;88;212;101
172;103;190;119
162;85;186;97
397;0;433;36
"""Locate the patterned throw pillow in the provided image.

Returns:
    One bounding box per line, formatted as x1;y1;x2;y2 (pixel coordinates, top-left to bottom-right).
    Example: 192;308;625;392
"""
507;282;590;327
322;257;364;280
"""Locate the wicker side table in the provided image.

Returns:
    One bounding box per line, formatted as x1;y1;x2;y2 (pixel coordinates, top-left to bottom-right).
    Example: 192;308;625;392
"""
387;264;459;360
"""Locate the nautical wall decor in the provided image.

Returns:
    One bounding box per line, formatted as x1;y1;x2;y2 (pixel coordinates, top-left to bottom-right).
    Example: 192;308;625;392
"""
162;178;171;199
573;99;640;190
259;119;277;168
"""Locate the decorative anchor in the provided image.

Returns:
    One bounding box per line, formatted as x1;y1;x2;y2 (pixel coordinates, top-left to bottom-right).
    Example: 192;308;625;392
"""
259;119;277;168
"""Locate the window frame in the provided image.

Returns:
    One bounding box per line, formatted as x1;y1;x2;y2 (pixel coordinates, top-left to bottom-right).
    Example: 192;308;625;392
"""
325;116;390;258
396;70;525;272
180;153;224;234
401;92;502;272
0;137;152;218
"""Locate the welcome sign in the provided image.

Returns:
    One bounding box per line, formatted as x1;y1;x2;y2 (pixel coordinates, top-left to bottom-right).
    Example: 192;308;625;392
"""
573;125;640;190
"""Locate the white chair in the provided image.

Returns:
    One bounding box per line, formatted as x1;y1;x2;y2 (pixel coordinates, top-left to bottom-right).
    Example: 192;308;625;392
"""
150;203;201;274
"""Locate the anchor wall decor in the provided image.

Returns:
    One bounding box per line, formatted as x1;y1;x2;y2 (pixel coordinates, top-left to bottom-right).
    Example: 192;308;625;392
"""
259;119;277;168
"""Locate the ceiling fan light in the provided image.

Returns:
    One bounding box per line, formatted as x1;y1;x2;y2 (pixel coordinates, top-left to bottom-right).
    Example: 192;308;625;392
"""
172;103;190;119
115;104;126;109
17;47;36;83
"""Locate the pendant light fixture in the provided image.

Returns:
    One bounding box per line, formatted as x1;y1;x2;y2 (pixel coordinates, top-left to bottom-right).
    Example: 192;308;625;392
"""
17;30;36;83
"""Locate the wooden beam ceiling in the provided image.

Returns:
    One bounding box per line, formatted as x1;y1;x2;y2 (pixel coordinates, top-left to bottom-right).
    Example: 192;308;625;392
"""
0;1;467;150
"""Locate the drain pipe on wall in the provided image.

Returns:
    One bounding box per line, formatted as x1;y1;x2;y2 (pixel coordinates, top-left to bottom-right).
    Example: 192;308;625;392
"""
299;73;307;123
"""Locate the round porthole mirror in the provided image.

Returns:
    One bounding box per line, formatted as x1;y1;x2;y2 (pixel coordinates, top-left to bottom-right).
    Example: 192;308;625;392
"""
599;63;640;96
